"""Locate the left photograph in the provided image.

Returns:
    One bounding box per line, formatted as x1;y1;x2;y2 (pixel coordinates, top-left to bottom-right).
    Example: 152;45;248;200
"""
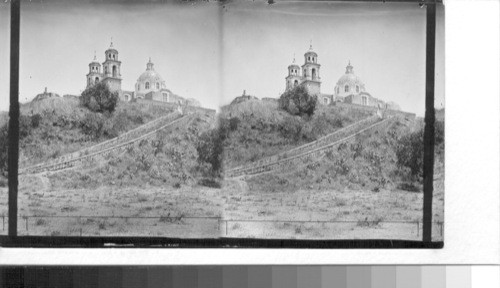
0;1;223;238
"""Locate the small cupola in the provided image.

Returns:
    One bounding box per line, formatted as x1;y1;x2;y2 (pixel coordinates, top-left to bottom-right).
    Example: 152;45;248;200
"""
304;43;318;64
105;39;119;61
146;57;154;71
345;60;354;74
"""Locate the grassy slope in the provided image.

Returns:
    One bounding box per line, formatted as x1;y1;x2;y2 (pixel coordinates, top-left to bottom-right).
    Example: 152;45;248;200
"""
17;97;176;166
47;109;216;190
246;116;444;193
220;99;374;169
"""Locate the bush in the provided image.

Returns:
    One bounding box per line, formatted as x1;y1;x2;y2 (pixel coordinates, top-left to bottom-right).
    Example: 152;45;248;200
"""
80;112;105;140
196;118;230;176
197;178;222;188
279;115;303;141
278;85;317;117
30;114;43;128
0;124;8;175
80;82;119;113
395;129;424;178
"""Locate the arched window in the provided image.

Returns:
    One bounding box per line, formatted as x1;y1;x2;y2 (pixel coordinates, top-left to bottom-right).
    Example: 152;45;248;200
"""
137;84;140;91
294;80;299;87
312;68;317;79
112;65;117;77
324;98;328;105
156;83;160;90
356;85;360;93
104;66;108;74
162;93;169;102
108;53;111;59
95;77;99;83
308;57;311;61
345;85;349;92
145;82;150;89
362;96;368;106
125;95;129;101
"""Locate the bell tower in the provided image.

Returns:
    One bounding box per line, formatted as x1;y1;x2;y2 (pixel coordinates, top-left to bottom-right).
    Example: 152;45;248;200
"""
300;43;321;95
101;39;122;94
86;51;102;88
285;55;302;91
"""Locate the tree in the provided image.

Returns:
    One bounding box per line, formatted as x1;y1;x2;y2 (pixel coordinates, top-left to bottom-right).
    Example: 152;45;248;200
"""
278;85;318;117
395;129;424;178
395;121;445;180
0;124;8;176
196;118;230;176
80;82;119;113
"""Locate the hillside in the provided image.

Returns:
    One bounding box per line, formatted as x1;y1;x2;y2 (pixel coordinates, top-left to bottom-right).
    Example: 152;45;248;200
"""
220;100;444;196
219;99;374;169
46;108;216;189
13;97;176;166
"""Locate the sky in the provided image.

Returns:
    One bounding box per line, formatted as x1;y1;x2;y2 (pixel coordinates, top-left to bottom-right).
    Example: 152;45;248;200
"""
0;0;444;116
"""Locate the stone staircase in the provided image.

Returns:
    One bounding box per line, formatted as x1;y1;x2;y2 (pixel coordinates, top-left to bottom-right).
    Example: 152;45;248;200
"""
225;113;397;178
19;110;191;175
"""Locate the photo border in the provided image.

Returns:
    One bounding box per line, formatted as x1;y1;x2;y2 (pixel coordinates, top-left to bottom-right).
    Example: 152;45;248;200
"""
1;0;443;249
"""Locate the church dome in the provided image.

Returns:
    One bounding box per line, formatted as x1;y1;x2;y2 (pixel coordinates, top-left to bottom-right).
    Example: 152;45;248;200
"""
137;69;164;83
336;61;364;87
137;58;165;83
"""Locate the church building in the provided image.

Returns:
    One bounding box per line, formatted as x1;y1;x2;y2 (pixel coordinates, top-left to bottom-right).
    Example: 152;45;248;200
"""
285;44;322;97
86;41;122;97
333;61;384;108
85;41;191;105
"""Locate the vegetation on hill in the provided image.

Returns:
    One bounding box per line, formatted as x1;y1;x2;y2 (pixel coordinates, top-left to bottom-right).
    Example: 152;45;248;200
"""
218;99;373;169
80;82;119;113
48;110;216;190
247;116;445;193
278;85;318;117
0;96;176;167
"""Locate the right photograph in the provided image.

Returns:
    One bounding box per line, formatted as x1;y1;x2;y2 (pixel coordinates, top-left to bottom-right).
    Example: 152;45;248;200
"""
218;0;445;241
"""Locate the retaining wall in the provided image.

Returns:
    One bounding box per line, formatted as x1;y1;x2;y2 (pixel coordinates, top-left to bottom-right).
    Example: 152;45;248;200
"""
333;102;416;119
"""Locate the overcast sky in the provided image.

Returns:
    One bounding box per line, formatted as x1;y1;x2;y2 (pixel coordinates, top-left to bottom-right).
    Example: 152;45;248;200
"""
0;0;444;116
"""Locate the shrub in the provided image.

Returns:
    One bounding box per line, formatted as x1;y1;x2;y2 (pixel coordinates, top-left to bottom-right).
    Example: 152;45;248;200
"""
228;117;240;131
196;118;229;176
30;114;43;128
279;115;303;141
80;82;119;113
278;85;317;117
395;129;424;178
197;178;221;188
0;124;8;175
80;112;105;140
0;176;7;187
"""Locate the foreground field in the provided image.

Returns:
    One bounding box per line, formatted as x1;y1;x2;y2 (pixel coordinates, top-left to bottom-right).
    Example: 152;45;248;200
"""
0;173;444;241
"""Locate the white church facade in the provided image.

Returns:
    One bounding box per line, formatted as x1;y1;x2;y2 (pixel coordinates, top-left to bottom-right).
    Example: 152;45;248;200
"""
285;45;399;110
85;42;199;107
